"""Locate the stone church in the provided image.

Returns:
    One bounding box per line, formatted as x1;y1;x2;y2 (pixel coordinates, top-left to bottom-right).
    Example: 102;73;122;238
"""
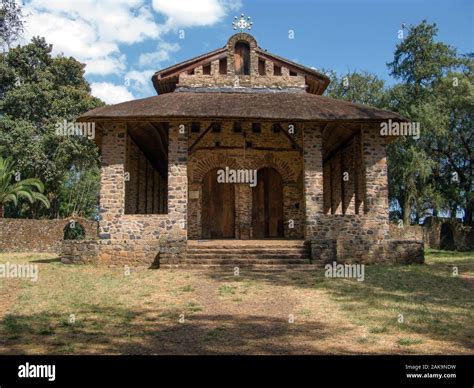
62;28;423;267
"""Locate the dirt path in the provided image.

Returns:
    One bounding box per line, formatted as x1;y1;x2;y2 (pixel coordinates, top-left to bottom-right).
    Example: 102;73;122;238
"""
0;279;21;320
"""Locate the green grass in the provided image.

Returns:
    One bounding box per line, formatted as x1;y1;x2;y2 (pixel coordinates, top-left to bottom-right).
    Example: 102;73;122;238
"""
315;250;474;345
218;285;237;296
0;249;472;354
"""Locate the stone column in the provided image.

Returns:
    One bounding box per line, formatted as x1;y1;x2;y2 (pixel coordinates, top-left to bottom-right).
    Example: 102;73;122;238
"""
303;124;324;239
167;124;188;236
98;122;126;239
361;124;390;241
361;124;389;219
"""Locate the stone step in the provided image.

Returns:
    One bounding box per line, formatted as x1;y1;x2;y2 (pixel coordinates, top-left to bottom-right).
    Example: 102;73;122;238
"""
185;258;310;265
186;248;308;254
172;263;321;270
186;253;308;260
185;240;311;267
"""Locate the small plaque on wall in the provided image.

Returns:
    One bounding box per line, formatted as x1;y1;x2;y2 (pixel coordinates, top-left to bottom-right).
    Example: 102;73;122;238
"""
189;190;200;199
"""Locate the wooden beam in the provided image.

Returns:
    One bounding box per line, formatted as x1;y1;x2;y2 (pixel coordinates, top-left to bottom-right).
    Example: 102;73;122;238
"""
276;123;303;155
188;122;214;153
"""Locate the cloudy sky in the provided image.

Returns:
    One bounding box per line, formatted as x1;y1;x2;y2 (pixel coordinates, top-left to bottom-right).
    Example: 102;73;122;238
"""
18;0;473;104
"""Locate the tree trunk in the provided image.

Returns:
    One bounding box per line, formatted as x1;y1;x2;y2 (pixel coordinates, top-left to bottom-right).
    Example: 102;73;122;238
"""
402;193;411;225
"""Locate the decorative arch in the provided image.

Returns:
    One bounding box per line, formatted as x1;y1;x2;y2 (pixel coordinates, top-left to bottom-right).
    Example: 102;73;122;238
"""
190;155;243;183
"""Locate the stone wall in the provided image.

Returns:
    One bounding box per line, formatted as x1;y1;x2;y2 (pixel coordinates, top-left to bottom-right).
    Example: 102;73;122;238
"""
177;33;307;91
0;218;98;253
187;120;304;239
389;224;424;242
423;217;474;251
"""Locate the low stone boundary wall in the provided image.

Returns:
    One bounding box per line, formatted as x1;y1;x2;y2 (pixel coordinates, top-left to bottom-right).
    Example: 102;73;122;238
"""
0;218;98;253
311;238;424;265
389;224;424;241
61;237;186;267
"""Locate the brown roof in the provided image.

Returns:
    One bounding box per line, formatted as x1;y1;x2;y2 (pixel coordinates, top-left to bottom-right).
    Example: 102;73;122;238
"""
78;92;407;122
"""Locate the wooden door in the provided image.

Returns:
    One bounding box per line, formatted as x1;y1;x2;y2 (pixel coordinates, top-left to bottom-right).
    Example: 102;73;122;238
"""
252;168;284;238
234;42;250;75
202;169;235;239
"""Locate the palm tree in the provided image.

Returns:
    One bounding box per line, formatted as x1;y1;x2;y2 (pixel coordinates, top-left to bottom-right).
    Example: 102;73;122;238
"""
0;155;50;218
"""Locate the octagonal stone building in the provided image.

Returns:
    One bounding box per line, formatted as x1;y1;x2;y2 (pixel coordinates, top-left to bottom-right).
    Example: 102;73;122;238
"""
62;32;424;267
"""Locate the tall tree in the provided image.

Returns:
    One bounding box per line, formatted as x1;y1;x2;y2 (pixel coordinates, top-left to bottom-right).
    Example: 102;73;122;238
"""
0;37;104;219
386;20;465;224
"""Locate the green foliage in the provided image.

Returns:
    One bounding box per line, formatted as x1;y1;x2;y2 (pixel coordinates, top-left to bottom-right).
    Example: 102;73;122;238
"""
63;222;86;240
0;155;50;217
325;70;387;108
0;37;105;219
386;20;471;223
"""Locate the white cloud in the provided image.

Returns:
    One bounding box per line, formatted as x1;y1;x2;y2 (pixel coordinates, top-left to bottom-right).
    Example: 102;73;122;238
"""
152;0;242;30
138;42;180;68
21;0;242;98
90;82;134;104
125;69;156;95
23;0;162;76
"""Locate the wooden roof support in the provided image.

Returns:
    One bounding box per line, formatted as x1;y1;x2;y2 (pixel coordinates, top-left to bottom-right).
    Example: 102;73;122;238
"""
188;122;215;154
275;123;303;155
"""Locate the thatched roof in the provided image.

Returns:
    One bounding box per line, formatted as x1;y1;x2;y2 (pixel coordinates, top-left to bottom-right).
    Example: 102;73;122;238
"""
78;92;406;123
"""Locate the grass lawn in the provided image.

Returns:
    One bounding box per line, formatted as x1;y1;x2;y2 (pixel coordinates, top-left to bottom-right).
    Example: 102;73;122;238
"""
0;250;472;354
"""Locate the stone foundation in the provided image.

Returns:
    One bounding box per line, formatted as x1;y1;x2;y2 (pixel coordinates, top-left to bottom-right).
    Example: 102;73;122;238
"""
0;218;98;253
61;238;186;267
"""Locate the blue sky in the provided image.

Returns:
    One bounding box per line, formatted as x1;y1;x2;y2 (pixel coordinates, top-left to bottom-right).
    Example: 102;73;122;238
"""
21;0;473;103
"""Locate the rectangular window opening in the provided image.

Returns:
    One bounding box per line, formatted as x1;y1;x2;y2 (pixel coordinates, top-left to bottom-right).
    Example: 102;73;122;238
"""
203;64;211;75
219;58;227;75
125;123;169;215
233;122;242;133
274;64;282;76
252;123;261;133
258;59;266;76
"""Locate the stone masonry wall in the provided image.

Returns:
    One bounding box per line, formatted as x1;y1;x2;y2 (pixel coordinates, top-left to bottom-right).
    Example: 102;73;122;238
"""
0;218;97;253
187;120;304;239
177;33;307;91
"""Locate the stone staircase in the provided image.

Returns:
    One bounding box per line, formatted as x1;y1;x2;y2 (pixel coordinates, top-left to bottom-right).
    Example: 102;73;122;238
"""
183;240;318;269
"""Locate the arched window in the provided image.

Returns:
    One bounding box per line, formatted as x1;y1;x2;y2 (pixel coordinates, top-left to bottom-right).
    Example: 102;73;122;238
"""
234;41;250;75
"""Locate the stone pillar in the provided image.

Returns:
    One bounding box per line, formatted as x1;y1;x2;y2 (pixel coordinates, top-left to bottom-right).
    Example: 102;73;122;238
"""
342;138;356;215
330;151;343;214
99;122;126;239
361;125;389;218
167;125;188;234
303;124;324;239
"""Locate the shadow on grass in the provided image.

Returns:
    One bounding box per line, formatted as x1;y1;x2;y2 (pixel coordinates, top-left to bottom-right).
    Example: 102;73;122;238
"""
0;306;341;355
29;258;62;264
200;259;474;351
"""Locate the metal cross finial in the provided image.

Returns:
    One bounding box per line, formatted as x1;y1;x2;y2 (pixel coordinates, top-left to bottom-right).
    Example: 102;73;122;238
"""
232;13;253;32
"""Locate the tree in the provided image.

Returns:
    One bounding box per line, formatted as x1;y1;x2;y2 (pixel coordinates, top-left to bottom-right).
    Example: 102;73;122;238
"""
325;70;387;108
0;155;50;218
0;0;24;51
0;37;104;219
386;20;466;224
